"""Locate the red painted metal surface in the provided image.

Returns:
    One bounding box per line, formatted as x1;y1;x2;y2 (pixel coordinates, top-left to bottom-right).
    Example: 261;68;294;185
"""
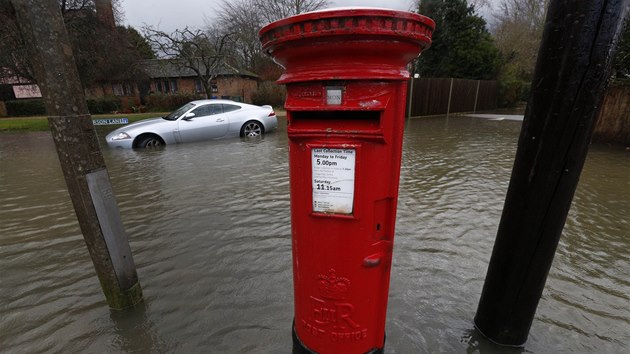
260;8;434;354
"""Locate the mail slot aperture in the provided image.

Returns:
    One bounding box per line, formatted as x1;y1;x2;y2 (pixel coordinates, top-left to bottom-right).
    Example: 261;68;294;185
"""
289;111;381;134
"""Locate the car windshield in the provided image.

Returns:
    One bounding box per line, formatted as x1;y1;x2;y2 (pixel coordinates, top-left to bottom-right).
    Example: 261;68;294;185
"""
163;102;196;121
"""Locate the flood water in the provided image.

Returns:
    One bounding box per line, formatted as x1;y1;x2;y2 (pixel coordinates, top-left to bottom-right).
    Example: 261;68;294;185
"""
1;116;628;353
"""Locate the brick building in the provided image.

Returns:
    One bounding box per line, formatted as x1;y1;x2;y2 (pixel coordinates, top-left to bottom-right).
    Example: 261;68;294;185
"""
83;59;260;108
141;59;259;102
2;60;261;116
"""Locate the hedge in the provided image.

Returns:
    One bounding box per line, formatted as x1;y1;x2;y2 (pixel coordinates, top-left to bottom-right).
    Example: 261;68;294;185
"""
4;96;125;116
86;96;121;114
498;80;529;108
252;81;286;107
144;93;203;111
0;84;16;101
5;99;46;116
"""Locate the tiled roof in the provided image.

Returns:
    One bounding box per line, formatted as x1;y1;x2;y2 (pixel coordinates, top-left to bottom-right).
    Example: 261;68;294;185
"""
140;59;259;79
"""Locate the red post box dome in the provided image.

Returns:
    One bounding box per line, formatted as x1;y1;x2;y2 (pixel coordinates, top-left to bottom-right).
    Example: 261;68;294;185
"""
259;8;435;83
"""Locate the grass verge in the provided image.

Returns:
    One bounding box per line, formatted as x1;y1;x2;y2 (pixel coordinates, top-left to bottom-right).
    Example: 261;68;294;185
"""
0;112;167;132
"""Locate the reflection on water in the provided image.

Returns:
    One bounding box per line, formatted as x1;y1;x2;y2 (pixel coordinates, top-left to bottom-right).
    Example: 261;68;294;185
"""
0;116;628;353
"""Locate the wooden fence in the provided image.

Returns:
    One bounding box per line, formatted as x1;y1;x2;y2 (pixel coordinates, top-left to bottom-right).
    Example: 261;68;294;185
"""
407;78;498;117
593;84;630;145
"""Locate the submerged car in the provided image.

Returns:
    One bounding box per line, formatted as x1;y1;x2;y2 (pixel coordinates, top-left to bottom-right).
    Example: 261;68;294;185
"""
105;99;277;148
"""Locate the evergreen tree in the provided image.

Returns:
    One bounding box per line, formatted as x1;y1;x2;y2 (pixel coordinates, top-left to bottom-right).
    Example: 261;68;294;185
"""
415;0;501;80
611;18;630;81
125;26;155;60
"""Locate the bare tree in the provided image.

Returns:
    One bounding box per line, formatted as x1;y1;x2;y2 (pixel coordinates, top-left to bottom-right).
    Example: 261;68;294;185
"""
1;0;137;85
59;0;91;14
492;0;549;81
216;0;329;76
0;1;33;82
143;25;235;97
414;0;490;12
217;0;263;71
254;0;330;23
59;0;122;22
495;0;547;28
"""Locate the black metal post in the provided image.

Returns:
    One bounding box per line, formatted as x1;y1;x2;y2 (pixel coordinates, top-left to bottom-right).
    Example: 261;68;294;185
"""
474;0;629;346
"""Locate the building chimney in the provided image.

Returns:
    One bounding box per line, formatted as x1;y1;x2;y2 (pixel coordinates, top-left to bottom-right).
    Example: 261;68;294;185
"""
95;0;115;30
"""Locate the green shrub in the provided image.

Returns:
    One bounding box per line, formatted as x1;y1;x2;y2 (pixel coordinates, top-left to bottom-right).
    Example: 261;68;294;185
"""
498;80;526;108
5;99;46;116
86;95;122;114
0;101;7;117
520;82;532;102
144;93;202;111
0;84;15;101
252;81;286;107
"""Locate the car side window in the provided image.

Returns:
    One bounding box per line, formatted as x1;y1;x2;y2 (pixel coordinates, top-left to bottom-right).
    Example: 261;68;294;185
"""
190;105;208;117
222;104;241;113
192;104;222;117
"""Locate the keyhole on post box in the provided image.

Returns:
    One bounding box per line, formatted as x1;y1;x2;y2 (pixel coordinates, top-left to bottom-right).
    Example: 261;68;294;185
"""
373;198;393;241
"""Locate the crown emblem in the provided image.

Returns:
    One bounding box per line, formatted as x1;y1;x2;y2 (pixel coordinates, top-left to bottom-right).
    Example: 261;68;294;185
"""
317;269;350;300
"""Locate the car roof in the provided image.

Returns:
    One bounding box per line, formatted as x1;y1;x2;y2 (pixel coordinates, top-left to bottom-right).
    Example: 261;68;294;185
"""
190;99;243;105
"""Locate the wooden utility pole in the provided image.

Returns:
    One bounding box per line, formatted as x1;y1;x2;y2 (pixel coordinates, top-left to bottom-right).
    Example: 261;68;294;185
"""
10;0;143;310
475;0;629;346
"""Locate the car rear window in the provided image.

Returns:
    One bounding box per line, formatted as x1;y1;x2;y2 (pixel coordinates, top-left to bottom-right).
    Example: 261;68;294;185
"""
222;104;241;113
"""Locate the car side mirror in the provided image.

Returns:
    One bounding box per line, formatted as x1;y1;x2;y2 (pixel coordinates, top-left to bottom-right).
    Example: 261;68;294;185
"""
183;112;195;120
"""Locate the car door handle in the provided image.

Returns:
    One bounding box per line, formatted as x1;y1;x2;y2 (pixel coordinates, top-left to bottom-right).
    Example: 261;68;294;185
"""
216;118;225;122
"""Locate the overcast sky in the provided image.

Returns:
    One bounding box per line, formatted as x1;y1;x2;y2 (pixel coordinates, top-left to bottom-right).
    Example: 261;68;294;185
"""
122;0;494;33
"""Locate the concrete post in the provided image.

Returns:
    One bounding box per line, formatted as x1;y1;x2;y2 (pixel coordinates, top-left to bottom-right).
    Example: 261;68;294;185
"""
473;80;480;113
475;0;628;346
446;77;454;116
407;76;415;118
10;0;143;310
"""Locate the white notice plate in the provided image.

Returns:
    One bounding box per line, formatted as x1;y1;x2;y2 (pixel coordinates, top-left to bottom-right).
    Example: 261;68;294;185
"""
326;87;342;105
312;148;355;214
93;118;129;126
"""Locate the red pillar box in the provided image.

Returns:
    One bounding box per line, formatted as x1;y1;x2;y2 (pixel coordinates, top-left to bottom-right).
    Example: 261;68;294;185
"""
259;8;434;354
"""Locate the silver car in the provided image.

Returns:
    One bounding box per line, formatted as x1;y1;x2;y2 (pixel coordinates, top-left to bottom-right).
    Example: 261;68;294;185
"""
105;99;278;148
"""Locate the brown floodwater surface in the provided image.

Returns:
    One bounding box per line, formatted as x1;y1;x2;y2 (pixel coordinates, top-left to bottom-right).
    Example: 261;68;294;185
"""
0;115;628;353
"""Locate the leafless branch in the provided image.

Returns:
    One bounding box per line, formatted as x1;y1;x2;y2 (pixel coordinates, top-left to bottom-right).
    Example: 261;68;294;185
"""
143;25;236;97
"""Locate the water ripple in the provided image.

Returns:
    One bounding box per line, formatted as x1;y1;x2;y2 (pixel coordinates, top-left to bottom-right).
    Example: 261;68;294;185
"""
0;119;628;353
